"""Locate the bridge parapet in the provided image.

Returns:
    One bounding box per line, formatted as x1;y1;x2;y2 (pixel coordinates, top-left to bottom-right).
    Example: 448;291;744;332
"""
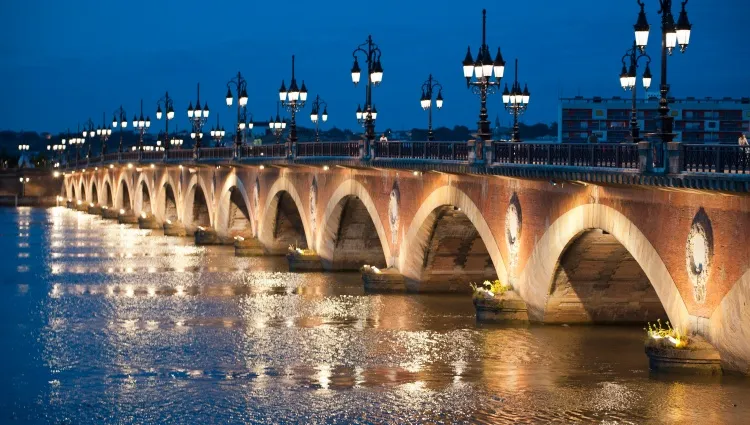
64;141;750;192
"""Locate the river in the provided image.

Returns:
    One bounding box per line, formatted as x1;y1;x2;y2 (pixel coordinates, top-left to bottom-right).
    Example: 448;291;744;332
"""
1;207;749;424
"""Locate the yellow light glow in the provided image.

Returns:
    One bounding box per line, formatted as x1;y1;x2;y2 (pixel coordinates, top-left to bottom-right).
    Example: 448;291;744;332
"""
119;209;125;215
53;171;60;178
76;200;82;205
109;164;114;169
150;164;155;168
127;163;133;169
259;165;265;170
166;219;172;225
323;165;329;171
140;212;147;219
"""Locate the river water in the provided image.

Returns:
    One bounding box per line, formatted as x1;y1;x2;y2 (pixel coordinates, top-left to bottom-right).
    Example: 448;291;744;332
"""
1;207;749;424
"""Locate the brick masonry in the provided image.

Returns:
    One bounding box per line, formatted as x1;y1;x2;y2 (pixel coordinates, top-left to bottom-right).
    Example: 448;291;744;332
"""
64;163;750;372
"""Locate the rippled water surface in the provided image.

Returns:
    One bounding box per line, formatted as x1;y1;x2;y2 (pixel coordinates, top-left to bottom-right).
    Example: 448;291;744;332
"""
2;207;749;424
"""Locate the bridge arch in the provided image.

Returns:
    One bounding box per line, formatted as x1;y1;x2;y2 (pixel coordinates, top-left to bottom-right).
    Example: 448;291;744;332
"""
183;173;213;229
116;174;133;211
259;176;311;254
517;203;690;331
101;175;114;207
78;181;87;202
398;185;508;291
317;179;391;270
155;172;181;222
134;173;154;216
216;174;255;238
90;180;98;205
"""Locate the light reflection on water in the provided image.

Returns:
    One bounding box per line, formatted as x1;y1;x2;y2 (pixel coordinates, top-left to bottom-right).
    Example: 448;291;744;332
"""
1;207;749;424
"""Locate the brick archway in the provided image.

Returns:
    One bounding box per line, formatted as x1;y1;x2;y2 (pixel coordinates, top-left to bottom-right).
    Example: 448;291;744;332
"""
317;179;391;270
517;203;690;332
216;173;255;238
183;174;213;229
259;176;311;254
398;185;508;289
134;173;154;216
154;172;181;222
116;174;133;210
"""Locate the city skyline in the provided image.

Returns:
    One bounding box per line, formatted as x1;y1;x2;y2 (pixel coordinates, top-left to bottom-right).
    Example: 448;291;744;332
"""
1;0;748;134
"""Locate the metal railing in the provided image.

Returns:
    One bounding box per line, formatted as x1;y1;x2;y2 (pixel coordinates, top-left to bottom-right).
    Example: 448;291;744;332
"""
64;142;750;180
241;144;287;158
493;142;639;169
199;147;234;160
374;141;469;161
297;142;360;157
141;151;164;161
683;145;750;174
166;149;194;161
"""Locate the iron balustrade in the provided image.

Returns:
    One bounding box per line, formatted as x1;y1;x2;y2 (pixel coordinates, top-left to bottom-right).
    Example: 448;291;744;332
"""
140;151;163;161
683;144;750;174
103;153;119;163
241;144;287;158
297;142;360;157
493;142;639;169
166;149;194;161
121;152;140;161
373;141;469;161
199;147;234;160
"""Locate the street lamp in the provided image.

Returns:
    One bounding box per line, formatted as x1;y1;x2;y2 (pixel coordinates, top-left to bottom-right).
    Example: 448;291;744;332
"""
187;83;209;154
351;35;383;157
237;109;254;146
420;74;444;141
269;101;287;144
96;112;112;156
210;114;226;147
462;9;505;143
111;106;128;153
309;95;328;143
226;72;249;152
19;177;29;197
619;41;652;143
48;135;67;167
83;118;96;159
68;126;85;165
279;55;308;149
156;91;175;152
501;59;531;143
132;99;151;151
633;0;692;155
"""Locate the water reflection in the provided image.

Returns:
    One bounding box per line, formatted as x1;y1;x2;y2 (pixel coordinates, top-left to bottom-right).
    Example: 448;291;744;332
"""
0;207;748;424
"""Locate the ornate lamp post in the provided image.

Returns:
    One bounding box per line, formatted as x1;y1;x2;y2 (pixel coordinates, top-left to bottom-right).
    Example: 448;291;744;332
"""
131;100;151;151
111;106;128;153
225;72;249;153
501;59;530;143
351;35;383;157
47;136;66;168
309;95;328;143
237;109;254;145
156;91;175;152
68;126;85;166
269;102;287;144
619;41;652;143
210;114;226;147
83;118;96;159
420;74;444;141
187;83;209;156
96;112;112;156
462;9;505;144
279;55;308;153
633;0;691;153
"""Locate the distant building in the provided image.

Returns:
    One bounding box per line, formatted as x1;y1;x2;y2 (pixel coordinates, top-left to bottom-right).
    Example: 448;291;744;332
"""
559;96;750;144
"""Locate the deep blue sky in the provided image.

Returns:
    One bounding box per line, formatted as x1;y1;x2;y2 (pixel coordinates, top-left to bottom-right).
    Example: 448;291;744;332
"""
1;0;748;134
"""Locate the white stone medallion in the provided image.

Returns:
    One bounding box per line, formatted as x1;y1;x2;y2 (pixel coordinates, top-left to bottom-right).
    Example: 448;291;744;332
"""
309;177;318;236
505;193;522;271
388;182;400;245
686;208;713;304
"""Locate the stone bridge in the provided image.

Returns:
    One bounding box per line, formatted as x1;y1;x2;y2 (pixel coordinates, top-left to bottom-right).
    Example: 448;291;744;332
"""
60;142;750;373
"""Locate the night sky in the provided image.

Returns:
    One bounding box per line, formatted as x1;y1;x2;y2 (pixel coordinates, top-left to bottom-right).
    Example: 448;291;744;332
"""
1;0;748;134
